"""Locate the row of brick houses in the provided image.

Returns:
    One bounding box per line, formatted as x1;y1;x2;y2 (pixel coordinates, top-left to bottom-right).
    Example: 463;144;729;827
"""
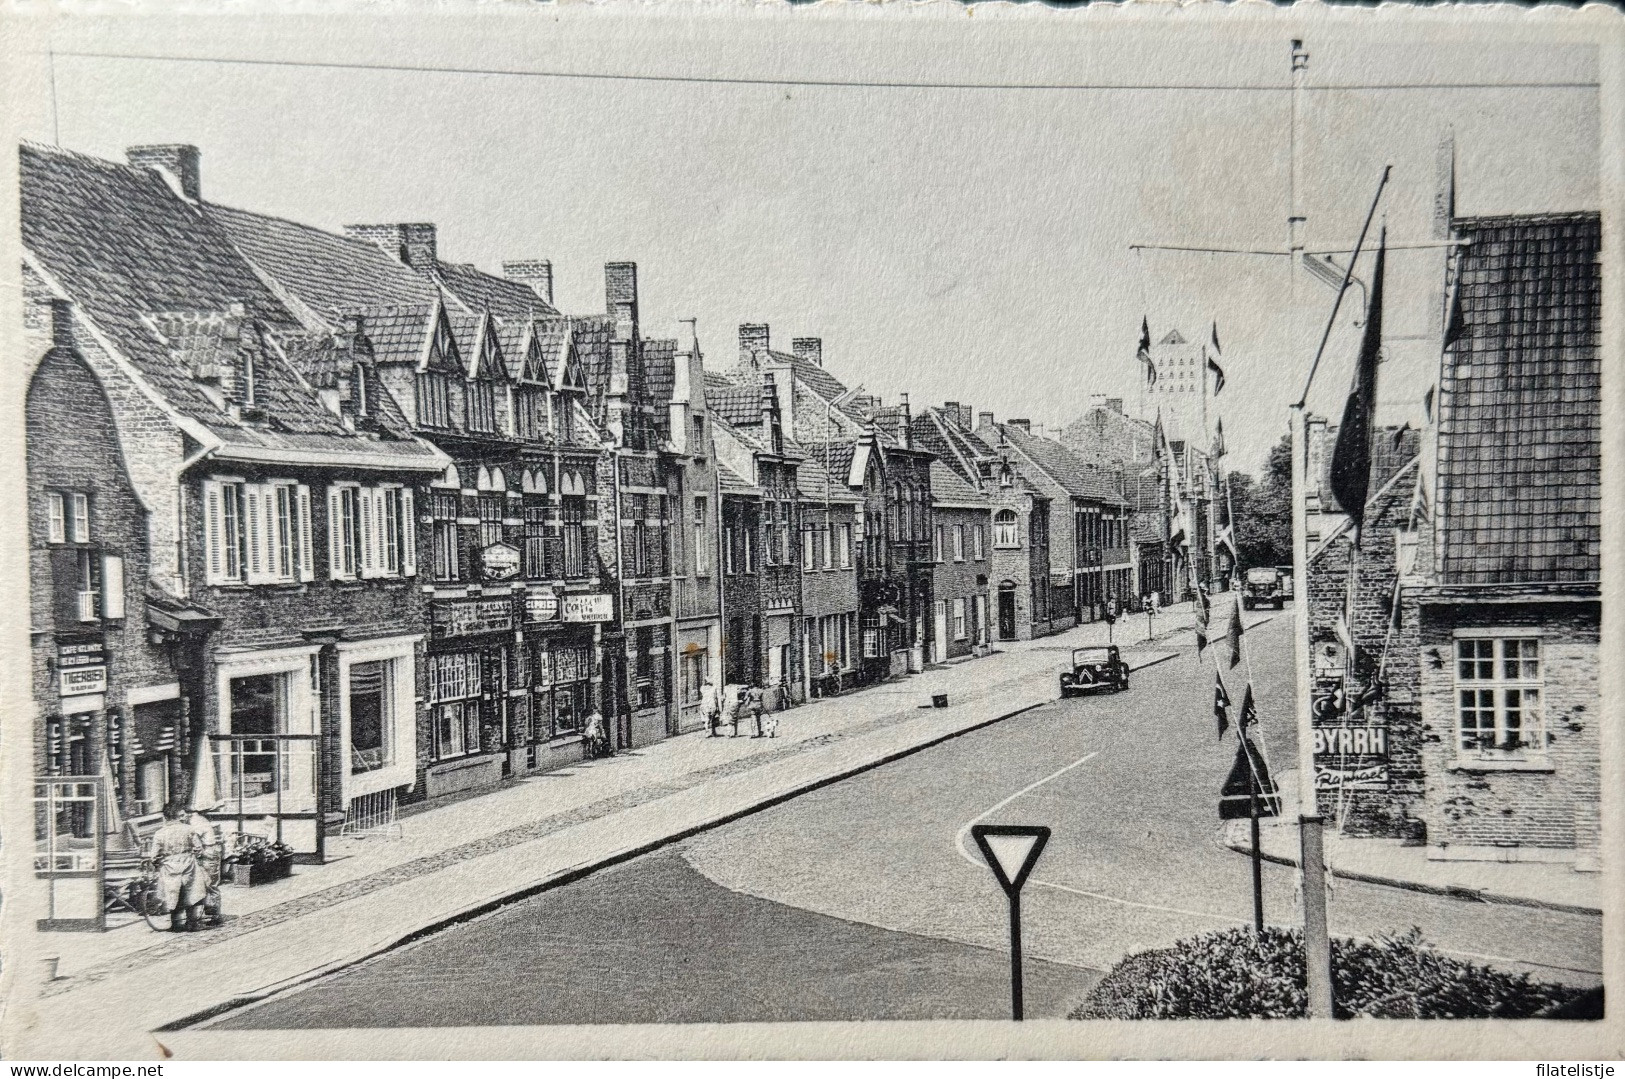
1303;208;1602;872
24;141;1228;920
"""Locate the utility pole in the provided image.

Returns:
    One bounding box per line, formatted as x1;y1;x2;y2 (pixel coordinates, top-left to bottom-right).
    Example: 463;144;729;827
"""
1287;36;1335;1020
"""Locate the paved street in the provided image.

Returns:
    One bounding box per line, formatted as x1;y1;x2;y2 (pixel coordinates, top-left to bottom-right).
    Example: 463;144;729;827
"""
214;613;1600;1029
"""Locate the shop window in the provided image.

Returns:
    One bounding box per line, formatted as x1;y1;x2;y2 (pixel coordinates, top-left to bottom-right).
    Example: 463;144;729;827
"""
348;659;396;773
231;672;291;735
429;652;482;759
535;644;591;739
1455;637;1544;758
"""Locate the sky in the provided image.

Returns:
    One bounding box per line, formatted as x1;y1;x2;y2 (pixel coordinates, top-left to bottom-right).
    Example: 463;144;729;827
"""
17;10;1601;476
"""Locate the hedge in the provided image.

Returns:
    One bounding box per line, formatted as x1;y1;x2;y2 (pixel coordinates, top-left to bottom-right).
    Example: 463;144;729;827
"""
1072;927;1593;1020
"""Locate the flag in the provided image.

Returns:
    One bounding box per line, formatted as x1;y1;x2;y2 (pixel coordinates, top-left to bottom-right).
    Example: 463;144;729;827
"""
1423;385;1436;424
1226;597;1245;669
1391;421;1412;450
1206;340;1226;397
1138;317;1156;386
1334;608;1356;668
1443;275;1466;350
1210;320;1221;356
1329;230;1387;541
1238;682;1258;733
1212;417;1227;459
1194;588;1211;659
1220;734;1282;820
1214;671;1232;739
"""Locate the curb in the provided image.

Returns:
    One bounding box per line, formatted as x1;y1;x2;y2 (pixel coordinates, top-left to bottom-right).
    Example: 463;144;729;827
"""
162;693;1061;1033
1216;822;1602;918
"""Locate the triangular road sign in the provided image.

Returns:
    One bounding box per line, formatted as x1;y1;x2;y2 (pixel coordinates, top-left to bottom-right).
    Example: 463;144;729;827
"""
971;824;1051;896
1219;735;1282;821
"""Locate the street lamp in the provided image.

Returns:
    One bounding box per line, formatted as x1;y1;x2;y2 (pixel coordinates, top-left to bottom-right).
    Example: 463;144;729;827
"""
970;823;1051;1020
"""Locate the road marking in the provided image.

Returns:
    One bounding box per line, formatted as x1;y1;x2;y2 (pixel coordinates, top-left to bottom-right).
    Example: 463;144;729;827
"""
954;750;1099;873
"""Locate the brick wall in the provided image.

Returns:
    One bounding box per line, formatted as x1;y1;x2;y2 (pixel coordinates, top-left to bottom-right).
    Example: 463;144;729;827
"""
931;504;992;658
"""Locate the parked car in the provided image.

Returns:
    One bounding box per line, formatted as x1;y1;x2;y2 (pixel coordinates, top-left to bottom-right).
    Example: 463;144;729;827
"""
1243;567;1286;610
1060;645;1130;697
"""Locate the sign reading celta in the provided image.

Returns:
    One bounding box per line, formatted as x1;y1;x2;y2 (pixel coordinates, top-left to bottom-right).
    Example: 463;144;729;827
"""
480;541;521;582
562;594;613;623
58;640;108;698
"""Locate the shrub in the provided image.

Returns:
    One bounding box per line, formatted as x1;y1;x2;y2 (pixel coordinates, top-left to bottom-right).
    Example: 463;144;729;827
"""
1071;927;1590;1020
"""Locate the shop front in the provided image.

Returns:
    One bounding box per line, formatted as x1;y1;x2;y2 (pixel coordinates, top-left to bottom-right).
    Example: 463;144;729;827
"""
424;596;518;800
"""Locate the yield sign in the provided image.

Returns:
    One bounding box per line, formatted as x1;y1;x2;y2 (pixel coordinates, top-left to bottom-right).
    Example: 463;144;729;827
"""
971;824;1051;897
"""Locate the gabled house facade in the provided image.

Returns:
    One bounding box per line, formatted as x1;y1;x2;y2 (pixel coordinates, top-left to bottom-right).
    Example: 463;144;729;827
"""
21;143;448;873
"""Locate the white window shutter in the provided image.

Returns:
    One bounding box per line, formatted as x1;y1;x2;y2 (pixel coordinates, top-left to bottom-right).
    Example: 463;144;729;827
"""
297;485;315;582
264;484;285;581
101;554;125;620
243;486;267;584
400;486;417;577
359;488;377;579
203;481;224;586
327;487;345;580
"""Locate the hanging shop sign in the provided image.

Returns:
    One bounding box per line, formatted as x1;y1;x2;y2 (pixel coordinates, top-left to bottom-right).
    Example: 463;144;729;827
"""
562;593;614;623
434;597;516;638
480;541;522;582
58;640;108;698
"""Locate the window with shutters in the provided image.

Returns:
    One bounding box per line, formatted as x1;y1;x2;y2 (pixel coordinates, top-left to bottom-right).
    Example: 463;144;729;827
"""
327;484;414;581
467;380;497;434
974;524;986;561
562;496;587;578
331;486;361;579
45;489;93;545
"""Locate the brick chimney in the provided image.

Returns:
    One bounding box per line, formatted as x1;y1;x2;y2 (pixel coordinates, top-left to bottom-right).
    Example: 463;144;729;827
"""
605;262;638;336
1106;397;1124;414
792;337;822;367
959;404;974;429
503;260;554;305
739;323;770;361
898;393;911;449
761;373;782;454
127;144;201;201
1007;418;1031;434
344;223;439;274
944;401;960;426
978;411;995;430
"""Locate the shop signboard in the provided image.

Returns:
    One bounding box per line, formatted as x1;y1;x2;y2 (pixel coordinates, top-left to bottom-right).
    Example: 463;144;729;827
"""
526;590;560;624
481;542;522;582
434;597;516;638
1312;724;1389;790
58;640;107;698
562;593;613;623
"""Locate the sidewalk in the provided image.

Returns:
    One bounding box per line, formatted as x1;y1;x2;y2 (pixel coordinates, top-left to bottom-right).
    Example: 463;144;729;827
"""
1220;770;1602;916
15;603;1202;1058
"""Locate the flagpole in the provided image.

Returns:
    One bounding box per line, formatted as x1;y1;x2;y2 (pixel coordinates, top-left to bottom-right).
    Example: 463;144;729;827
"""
1286;37;1336;1021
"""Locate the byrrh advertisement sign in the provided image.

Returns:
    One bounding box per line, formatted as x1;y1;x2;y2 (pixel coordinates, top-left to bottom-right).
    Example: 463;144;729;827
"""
1313;725;1389;790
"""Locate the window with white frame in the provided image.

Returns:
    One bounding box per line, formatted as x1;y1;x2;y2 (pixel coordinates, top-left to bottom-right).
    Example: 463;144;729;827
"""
802;525;816;572
839;522;853;568
973;524;985;560
993;509;1019;548
327;484;416;581
348;658;396;772
953;598;968;641
46;490;92;544
203;479;315;586
933;525;944;562
953;525;966;562
1455;636;1544;757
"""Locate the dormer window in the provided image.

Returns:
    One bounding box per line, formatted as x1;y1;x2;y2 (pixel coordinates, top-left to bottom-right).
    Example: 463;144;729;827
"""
242;349;257;407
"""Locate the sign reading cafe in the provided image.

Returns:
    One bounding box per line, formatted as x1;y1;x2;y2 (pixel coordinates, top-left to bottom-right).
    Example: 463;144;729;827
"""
562;594;614;623
58;640;108;698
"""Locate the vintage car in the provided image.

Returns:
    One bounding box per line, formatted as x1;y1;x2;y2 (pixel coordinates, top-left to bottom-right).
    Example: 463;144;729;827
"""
1243;567;1286;610
1060;645;1130;697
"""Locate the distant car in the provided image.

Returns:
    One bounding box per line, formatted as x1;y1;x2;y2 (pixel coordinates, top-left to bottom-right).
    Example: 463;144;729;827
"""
1060;645;1130;697
1243;567;1285;610
1276;567;1295;599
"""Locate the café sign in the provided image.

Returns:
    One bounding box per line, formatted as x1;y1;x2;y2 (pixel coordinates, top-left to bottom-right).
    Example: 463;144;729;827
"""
1312;724;1389;790
562;594;613;623
58;640;107;698
434;598;515;638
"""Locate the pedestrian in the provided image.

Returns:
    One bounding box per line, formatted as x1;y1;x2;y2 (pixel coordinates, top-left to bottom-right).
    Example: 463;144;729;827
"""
727;685;745;737
584;709;608;758
744;683;767;737
700;678;722;737
188;804;225;928
145;801;204;933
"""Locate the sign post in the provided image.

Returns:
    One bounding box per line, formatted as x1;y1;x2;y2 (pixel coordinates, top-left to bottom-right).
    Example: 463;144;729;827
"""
1220;735;1280;934
970;823;1051;1020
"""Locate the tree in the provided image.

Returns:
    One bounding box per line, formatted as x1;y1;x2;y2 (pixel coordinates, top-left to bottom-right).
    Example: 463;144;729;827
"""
1230;434;1291;571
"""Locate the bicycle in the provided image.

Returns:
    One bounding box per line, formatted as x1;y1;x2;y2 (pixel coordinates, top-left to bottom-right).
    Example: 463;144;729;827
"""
102;861;169;931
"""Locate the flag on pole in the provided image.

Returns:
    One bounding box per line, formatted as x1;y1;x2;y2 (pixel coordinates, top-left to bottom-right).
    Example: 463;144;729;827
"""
1238;681;1258;733
1138;317;1156;386
1214;671;1232;739
1207;323;1226;395
1329;230;1388;541
1423;385;1436;424
1390;421;1413;450
1226;597;1245;669
1334;608;1356;668
1194;587;1211;659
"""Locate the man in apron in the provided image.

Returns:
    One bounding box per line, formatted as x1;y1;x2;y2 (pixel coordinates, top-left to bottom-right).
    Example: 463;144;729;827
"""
145;802;204;932
189;805;225;928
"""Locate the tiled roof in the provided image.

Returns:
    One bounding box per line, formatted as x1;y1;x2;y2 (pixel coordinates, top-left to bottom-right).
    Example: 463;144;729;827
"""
207;201;436;317
495;319;530;380
765;348;849;405
930;460;988;507
448;313;483;374
274;330;418;441
795;454;862;503
1437;212;1601;585
801;441;857;487
705;383;762;427
718;463;760;496
20;143;437;465
350;305;435;368
1001;424;1126;505
642;338;677;407
434;261;560;320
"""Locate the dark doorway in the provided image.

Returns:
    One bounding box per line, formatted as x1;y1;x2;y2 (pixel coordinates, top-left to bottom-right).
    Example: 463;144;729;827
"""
997;583;1017;641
